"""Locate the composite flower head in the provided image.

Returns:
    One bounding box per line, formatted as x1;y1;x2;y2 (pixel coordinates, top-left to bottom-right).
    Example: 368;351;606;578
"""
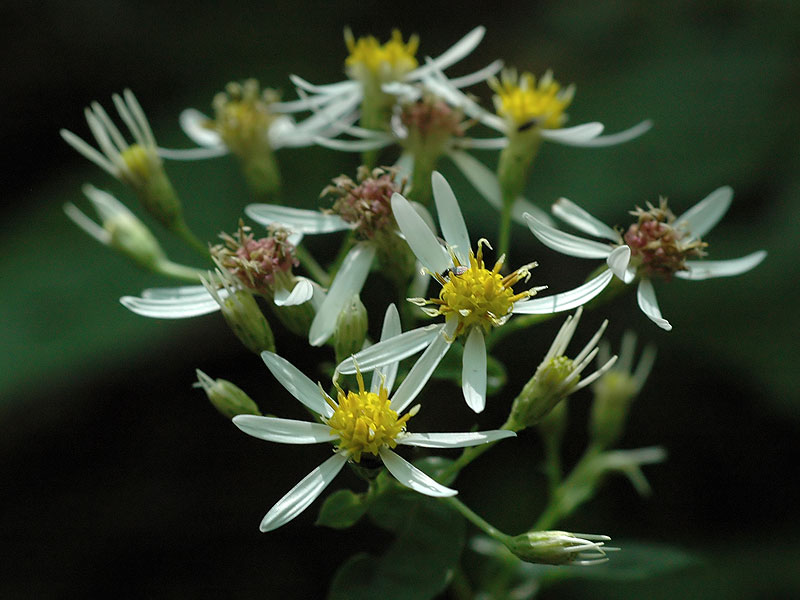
525;187;767;330
490;68;575;131
337;172;615;413
232;305;515;532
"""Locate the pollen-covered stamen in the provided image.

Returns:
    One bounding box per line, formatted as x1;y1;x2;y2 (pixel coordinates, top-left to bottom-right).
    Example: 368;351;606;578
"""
207;79;280;156
344;28;419;83
324;368;415;462
323;166;406;239
623;198;707;280
420;239;540;336
489;68;575;130
211;222;298;294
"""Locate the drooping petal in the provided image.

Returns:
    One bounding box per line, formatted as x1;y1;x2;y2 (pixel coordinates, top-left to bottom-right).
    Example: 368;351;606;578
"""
259;453;349;532
397;430;516;448
371;304;402;395
462;328;487;413
675;186;733;241
606;245;633;282
552;198;619;242
378;447;457;497
119;291;222;318
313;135;394;152
447;59;504;89
539;122;604;145
179;108;224;147
233;415;337;444
512;270;614;314
675;250;766;280
432;171;471;265
391;193;451;274
274;278;315;306
337;324;444;374
390;321;456;413
550;120;652;148
140;285;212;300
309;243;376;346
524;214;614;258
261;351;334;417
636;279;672;331
245;204;350;234
289;74;360;96
405;26;485;81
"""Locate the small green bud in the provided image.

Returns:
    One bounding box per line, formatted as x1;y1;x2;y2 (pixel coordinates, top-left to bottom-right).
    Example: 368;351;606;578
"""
509;356;576;429
334;294;368;364
505;530;611;566
219;290;276;354
195;370;261;419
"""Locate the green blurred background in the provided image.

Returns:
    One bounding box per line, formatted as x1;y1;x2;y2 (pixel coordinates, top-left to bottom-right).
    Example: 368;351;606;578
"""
3;1;799;597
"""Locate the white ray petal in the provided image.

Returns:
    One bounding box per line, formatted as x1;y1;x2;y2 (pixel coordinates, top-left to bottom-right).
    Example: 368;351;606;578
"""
675;186;733;241
378;447;457;497
157;145;229;160
309;243;376;346
60;129;118;177
119;294;222;318
552;198;619;241
397;430;516;448
289;74;359;96
259;453;348;532
447;59;504;89
421;72;506;132
337;324;444;374
636;279;672;331
233;415;337;444
390;320;456;413
245;204;350;234
371;304;402;395
261;351;333;417
432;171;471;264
524;214;613;258
539;122;604;145
462;327;487;413
393;151;414;180
269;94;336;113
179;108;222;147
140;285;210;300
63;203;110;245
606;245;633;282
552;120;652;148
273;278;314;306
391;193;451;274
405;26;485;80
675;250;766;280
512;270;614;314
457;137;509;150
313;135;392;152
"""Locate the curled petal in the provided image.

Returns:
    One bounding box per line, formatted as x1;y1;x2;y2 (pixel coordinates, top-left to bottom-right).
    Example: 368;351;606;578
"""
274;278;315;306
512;270;614;315
606;245;633;282
636;279;672;331
539;122;604;145
179;108;224;147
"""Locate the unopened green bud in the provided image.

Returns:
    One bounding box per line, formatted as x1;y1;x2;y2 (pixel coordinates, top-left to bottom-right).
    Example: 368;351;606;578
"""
125;151;184;232
219;290;276;354
334;294;368;364
195;369;261;418
505;530;611;566
509;355;576;429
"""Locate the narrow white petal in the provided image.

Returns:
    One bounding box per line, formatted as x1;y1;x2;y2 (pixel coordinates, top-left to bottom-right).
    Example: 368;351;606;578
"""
675;186;733;241
378;447;457;497
539;122;604;145
309;243;376;346
261;351;333;417
290;92;362;135
63;203;110;245
524;214;613;258
313;135;392;152
157;145;229;160
140;285;211;300
371;304;402;395
393;151;415;180
390;321;456;413
398;430;516;448
552;198;619;241
245;204;350;234
179;108;222;147
337;324;444;374
274;278;315;306
447;59;504;89
269;94;336;113
405;26;485;80
432;172;471;264
462;328;487;413
60;129;118;177
636;279;672;331
391;193;451;274
675;250;766;280
233;415;337;444
259;453;348;532
421;72;506;132
513;270;614;314
457;137;509;150
606;245;632;282
289;74;359;96
552;120;652;148
119;294;221;318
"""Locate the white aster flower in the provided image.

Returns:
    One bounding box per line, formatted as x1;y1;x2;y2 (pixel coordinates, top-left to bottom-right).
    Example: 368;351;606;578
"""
233;305;516;532
525;187;767;330
337;172;615;413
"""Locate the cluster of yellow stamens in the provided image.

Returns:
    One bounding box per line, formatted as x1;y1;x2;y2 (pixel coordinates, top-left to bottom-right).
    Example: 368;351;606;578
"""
208;79;280;156
344;28;419;82
415;240;540;337
324;370;414;462
490;69;575;130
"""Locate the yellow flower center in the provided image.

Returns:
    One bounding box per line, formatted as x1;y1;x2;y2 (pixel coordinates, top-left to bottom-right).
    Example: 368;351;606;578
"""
419;240;537;337
324;370;413;463
490;69;574;130
120;144;155;182
344;28;419;82
210;79;279;156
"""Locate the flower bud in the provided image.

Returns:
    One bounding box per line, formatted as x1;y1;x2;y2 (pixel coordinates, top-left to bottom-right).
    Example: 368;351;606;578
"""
505;530;612;566
195;370;261;419
334;294;368;364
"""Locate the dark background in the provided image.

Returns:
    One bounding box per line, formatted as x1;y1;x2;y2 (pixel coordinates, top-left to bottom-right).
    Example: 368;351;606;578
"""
2;1;799;598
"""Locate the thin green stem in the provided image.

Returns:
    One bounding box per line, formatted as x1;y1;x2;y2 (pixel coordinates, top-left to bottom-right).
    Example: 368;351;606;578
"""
443;497;511;544
497;192;514;263
156;260;206;282
295;245;331;287
173;221;210;256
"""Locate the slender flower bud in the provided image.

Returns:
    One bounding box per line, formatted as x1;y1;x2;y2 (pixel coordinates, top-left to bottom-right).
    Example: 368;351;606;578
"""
195;369;261;419
334;294;369;364
505;530;613;566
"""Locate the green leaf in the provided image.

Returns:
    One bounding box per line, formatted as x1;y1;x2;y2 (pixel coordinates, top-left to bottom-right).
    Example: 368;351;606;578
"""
316;489;369;529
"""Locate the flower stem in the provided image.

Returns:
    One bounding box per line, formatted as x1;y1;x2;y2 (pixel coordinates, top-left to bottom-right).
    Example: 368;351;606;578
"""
156;260;207;282
443;496;511;544
295;245;331;287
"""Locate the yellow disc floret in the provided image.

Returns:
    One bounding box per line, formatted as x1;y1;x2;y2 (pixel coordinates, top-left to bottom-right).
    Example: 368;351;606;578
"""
490;69;575;130
210;79;279;157
344;28;419;83
324;369;413;462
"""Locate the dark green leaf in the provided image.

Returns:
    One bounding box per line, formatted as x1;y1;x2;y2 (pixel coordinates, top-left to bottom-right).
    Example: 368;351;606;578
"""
316;489;369;529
